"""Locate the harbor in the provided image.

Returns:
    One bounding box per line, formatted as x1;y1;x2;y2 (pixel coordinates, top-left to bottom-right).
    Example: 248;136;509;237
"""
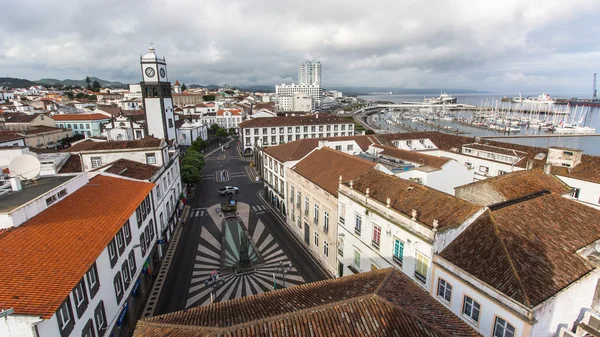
357;91;600;155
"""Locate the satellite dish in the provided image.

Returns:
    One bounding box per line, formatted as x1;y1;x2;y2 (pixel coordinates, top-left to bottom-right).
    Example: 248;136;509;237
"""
9;154;41;181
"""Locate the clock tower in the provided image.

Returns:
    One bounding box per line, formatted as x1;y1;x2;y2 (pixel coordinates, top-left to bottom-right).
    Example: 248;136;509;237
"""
140;45;176;142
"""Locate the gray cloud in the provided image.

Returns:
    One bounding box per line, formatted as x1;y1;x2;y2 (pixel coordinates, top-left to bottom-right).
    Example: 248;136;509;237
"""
1;0;599;93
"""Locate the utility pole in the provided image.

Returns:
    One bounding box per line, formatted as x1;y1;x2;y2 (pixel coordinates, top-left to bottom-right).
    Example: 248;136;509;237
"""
274;261;292;289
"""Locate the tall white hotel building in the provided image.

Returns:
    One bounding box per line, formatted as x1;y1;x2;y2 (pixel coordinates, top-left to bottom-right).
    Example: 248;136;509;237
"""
276;61;322;111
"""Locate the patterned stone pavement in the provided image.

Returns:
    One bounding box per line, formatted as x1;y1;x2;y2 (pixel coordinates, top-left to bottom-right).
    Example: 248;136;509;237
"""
185;202;305;308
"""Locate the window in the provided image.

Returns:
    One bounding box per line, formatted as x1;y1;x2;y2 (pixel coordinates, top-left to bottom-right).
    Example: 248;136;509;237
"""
437;279;452;302
271;127;276;134
91;157;102;168
116;230;124;252
94;301;107;335
339;203;345;224
304;197;309;216
140;233;147;256
82;319;95;337
314;231;319;247
279;127;284;133
114;272;124;304
493;317;516;337
393;238;404;265
338;237;344;256
324;211;329;232
372;225;381;248
297;215;301;228
498;170;508;175
56;299;73;335
303;126;308;132
128;250;137;275
108;239;118;267
271;136;276;143
415;252;428;284
46;195;57;206
571;188;581;199
462;296;481;323
296;192;301;207
58;189;67;198
354;213;362;235
146;153;157;164
479;165;489;174
168;118;173;127
79;124;84;129
353;250;361;270
74;124;78;129
335;145;342;151
74;280;86;306
347;144;353;151
323;241;329;257
121;260;131;289
314;204;319;224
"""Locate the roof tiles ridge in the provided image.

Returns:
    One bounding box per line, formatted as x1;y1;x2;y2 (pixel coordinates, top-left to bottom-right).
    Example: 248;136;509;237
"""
374;294;456;337
488;211;532;307
137;320;221;333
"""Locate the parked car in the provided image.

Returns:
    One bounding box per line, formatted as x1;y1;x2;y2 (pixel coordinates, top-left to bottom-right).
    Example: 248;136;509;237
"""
218;186;239;195
224;143;230;149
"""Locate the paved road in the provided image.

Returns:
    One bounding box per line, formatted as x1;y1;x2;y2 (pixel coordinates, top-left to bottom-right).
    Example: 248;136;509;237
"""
154;139;329;315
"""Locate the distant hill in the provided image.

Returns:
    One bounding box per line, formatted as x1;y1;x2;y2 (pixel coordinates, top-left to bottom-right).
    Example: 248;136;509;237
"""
0;77;38;88
35;77;126;88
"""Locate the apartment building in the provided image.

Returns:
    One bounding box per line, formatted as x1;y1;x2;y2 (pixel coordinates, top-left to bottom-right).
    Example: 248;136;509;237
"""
336;170;483;285
275;83;322;111
435;193;600;337
53;113;112;137
239;115;354;156
286;147;377;276
0;174;158;337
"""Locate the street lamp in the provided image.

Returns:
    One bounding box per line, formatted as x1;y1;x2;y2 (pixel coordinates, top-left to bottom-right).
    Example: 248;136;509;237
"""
204;272;224;303
273;261;292;289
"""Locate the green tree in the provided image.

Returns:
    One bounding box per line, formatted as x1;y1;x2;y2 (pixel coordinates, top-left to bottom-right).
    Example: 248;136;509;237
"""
75;93;87;99
92;80;101;92
181;164;200;185
216;128;228;138
85;76;92;90
228;128;236;135
190;138;208;152
65;91;74;99
182;150;204;170
181;83;187;92
210;124;219;133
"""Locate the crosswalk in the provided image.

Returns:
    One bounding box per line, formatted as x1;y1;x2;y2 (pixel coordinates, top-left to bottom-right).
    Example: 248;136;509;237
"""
214;170;230;182
251;205;269;215
244;166;260;183
189;208;206;218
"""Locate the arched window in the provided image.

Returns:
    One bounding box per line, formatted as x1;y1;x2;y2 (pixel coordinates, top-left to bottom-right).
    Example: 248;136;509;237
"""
145;87;151;97
152;87;158;97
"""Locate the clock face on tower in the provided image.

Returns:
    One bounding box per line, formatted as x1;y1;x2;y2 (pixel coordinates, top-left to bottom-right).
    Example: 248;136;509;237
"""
145;67;155;78
159;68;165;78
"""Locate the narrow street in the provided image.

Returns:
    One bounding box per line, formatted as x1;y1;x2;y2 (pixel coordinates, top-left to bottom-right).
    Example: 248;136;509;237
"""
154;138;329;315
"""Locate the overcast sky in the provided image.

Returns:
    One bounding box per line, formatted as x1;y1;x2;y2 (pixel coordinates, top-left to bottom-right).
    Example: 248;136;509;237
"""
1;0;599;93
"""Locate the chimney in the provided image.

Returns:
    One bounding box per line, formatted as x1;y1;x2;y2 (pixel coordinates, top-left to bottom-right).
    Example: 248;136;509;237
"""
543;163;552;175
526;159;534;171
315;113;319;119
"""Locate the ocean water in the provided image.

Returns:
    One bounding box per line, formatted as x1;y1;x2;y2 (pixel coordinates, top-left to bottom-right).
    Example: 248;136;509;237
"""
359;93;600;155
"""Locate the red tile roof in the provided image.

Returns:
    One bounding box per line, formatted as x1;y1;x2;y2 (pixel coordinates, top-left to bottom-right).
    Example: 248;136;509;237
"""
216;108;242;116
455;169;572;205
373;144;451;168
292;147;376;196
57;154;83;173
551;154;600;184
239;115;352;128
348;170;481;229
441;194;600;307
263;135;378;163
0;131;25;142
65;138;163;153
0;175;154;318
52;113;111;121
101;158;160;180
134;269;480;337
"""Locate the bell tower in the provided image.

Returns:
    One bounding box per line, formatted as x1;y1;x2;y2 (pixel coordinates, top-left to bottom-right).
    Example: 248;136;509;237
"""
140;45;176;142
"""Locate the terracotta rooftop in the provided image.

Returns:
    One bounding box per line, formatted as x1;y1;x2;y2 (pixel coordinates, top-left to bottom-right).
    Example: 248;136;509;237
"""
263;135;378;163
441;194;600;307
216;108;242;116
0;175;154;318
101;158;160;180
347;170;481;229
455;169;572;205
551;154;600;184
377;131;548;168
20;125;69;135
52;113;111;121
239;115;352;128
134;268;480;337
75;138;163;152
62;139;102;152
0;131;25;142
373;144;451;169
292;147;376;196
2;112;42;123
57;154;83;173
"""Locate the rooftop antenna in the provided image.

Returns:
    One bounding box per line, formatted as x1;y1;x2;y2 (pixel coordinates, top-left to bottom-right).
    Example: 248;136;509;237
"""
593;73;597;100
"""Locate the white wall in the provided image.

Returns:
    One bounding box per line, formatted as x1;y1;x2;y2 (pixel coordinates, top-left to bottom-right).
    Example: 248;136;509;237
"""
555;175;600;209
426;150;520;181
337;190;434;288
0;173;90;229
81;149;164;172
531;270;600;337
432;262;530;337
